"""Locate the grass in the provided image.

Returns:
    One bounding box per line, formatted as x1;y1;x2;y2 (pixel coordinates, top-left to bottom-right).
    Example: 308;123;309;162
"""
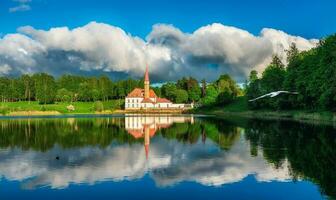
0;99;124;115
193;96;336;124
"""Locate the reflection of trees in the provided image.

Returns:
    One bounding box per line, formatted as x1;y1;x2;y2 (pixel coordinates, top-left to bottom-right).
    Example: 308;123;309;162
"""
244;119;336;199
159;118;241;150
0;118;139;151
0;117;242;153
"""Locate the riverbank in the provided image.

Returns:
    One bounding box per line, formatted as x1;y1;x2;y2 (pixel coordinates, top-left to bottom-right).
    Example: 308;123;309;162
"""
0;100;124;116
0;100;189;117
1;99;335;125
192;97;336;125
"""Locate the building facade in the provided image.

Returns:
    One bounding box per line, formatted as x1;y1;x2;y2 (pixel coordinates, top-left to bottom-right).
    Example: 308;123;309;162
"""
125;65;193;110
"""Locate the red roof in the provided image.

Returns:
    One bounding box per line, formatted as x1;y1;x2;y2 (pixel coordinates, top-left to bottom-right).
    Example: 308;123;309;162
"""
156;98;171;103
141;98;154;103
127;88;143;97
127;88;157;98
149;90;157;98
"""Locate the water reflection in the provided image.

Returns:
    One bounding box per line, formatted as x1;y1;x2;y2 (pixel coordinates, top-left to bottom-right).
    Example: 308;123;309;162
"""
125;114;194;159
0;115;334;199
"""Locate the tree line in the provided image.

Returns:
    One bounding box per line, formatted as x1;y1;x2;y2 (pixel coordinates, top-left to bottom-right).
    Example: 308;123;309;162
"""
0;71;242;105
160;75;242;105
0;74;145;104
246;34;336;111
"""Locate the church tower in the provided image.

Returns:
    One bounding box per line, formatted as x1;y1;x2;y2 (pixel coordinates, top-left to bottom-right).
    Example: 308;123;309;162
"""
144;64;150;98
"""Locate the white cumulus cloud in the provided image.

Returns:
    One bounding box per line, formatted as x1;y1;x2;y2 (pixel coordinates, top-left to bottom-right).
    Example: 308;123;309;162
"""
0;22;318;82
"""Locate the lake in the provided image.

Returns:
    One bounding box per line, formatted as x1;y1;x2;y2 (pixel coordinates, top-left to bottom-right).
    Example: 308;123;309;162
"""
0;114;335;200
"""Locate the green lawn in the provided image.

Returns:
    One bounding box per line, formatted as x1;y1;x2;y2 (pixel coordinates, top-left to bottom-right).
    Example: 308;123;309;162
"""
193;96;335;123
0;100;124;114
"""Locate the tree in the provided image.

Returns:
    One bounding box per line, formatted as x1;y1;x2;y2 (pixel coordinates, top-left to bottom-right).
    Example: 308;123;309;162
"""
56;88;73;102
201;79;206;97
161;82;177;100
270;55;285;69
78;82;92;101
0;77;10;102
188;85;201;102
98;76;112;101
201;85;218;106
249;70;258;83
174;89;188;103
176;77;201;102
286;43;299;64
33;73;56;104
20;74;34;103
214;74;239;105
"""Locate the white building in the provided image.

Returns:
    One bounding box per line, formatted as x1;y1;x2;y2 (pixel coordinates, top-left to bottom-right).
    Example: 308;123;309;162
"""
125;65;193;110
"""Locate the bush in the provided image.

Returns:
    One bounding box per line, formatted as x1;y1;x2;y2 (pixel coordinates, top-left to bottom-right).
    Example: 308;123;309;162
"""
0;106;9;115
216;91;234;105
92;101;104;112
40;105;46;111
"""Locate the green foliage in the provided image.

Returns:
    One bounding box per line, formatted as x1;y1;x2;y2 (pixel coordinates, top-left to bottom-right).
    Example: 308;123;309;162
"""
0;106;9;115
216;90;235;105
249;70;258;82
176;77;202;102
92;101;104;112
56;88;73;102
174;89;189;103
33;73;56;104
161;82;177;100
246;34;336;111
201;85;218;106
214;74;240;105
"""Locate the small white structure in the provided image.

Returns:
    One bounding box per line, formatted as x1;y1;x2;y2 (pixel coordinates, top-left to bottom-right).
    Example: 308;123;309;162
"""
125;65;193;110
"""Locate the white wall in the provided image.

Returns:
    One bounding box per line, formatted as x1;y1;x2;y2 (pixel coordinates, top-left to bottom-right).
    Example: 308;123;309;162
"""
141;102;155;108
125;98;194;110
125;97;143;109
155;103;172;108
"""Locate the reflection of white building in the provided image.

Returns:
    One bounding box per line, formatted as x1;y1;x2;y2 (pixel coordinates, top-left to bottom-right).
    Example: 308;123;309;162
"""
125;65;193;110
125;115;194;158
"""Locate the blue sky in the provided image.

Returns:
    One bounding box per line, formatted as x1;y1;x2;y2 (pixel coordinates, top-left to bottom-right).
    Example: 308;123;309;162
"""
1;0;335;39
0;0;335;82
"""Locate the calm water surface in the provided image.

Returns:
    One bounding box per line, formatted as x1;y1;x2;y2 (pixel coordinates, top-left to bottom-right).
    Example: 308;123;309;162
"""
0;115;335;200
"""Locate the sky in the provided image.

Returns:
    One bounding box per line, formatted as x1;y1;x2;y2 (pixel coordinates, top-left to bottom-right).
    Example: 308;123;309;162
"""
0;0;335;82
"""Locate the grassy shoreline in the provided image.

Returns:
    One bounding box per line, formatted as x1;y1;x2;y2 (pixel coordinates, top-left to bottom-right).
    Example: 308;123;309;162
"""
0;99;335;126
0;100;124;116
192;97;336;125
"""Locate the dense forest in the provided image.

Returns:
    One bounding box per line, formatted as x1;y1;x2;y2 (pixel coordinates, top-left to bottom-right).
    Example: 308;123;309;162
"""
0;71;242;106
246;34;336;111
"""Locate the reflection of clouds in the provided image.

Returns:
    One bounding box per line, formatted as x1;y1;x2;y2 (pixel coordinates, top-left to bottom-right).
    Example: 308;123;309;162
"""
152;137;290;187
0;134;290;189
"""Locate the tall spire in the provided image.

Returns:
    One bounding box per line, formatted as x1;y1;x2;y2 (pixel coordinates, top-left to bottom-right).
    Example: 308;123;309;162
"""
144;64;150;98
144;64;149;82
